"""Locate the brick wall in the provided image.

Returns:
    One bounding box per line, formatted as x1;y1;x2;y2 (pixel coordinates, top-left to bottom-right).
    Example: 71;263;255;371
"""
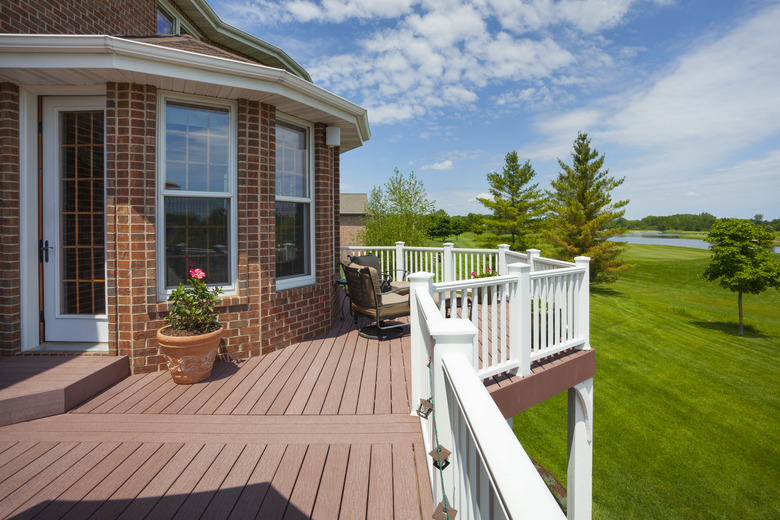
102;83;338;372
0;0;155;36
340;214;365;249
0;83;20;355
105;83;162;372
257;123;339;355
1;79;339;371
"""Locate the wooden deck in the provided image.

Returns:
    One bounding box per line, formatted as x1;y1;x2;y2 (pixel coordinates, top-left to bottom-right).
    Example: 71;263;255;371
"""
0;298;593;519
0;311;433;520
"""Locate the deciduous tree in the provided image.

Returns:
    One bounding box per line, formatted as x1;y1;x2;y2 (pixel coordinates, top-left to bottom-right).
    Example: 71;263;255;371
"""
360;168;435;247
546;132;630;283
476;151;545;249
427;210;451;240
702;218;780;336
450;217;469;238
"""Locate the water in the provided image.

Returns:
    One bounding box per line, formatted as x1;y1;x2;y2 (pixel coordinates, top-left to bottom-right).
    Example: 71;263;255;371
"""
608;232;780;253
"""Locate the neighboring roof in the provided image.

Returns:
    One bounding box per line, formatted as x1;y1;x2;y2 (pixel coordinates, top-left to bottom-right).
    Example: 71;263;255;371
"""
173;0;312;82
0;34;370;151
341;193;368;215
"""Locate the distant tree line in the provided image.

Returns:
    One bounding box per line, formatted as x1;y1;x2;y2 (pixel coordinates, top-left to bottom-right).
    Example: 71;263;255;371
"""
606;213;717;232
605;213;780;233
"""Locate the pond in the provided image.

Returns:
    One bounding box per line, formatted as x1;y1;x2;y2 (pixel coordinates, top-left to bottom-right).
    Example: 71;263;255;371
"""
608;232;780;253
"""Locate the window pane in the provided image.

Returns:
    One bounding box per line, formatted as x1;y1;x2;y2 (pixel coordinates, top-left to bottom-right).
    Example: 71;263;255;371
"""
275;202;309;278
60;110;105;315
165;196;230;288
275;123;307;198
164;102;229;193
157;8;174;35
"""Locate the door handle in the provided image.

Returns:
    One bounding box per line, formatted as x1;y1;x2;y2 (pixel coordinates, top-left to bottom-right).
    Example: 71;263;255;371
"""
40;240;53;263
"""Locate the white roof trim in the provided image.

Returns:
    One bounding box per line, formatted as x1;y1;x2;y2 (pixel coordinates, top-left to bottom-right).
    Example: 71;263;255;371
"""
0;34;370;150
176;0;312;82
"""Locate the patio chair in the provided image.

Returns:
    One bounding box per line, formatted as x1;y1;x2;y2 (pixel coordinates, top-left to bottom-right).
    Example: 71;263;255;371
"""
342;262;413;340
349;253;410;295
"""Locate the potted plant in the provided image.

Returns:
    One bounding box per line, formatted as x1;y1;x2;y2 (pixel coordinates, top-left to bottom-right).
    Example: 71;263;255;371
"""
471;267;499;305
157;268;224;384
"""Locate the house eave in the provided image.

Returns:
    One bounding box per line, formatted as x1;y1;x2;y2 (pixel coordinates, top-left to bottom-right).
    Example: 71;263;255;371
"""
174;0;313;82
0;34;370;151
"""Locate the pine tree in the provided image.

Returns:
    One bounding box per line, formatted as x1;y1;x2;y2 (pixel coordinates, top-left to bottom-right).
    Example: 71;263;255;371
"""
546;132;630;283
476;151;545;249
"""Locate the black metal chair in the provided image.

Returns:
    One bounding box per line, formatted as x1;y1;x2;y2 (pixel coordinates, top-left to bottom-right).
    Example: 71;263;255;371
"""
342;262;411;340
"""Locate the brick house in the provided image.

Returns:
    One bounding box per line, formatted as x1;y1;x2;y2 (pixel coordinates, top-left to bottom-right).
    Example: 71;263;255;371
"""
339;192;367;249
0;0;370;373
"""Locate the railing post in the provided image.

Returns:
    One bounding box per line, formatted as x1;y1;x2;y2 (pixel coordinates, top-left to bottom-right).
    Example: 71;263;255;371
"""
497;243;509;275
526;248;541;272
574;256;590;350
431;322;477;511
508;263;532;376
409;272;435;416
568;378;593;520
442;242;454;282
395;241;406;277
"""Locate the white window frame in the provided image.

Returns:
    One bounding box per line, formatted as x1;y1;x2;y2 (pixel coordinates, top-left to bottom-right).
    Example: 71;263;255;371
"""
275;113;316;291
157;0;202;38
156;91;238;301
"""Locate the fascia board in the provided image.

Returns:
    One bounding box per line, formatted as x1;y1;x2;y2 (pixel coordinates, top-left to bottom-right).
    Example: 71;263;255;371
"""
0;35;370;145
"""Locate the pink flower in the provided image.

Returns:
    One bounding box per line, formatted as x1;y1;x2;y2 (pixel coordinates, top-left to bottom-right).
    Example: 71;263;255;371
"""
471;271;476;277
189;268;205;280
486;267;491;272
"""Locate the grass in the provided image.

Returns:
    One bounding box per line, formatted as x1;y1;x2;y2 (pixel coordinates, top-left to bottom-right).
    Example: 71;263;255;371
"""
512;244;780;519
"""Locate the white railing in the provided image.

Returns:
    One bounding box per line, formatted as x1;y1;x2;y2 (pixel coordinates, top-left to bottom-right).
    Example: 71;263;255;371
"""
410;276;566;520
340;241;508;283
342;242;590;380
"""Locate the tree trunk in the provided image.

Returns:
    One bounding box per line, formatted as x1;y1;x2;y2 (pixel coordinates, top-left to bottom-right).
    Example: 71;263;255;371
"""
738;291;743;336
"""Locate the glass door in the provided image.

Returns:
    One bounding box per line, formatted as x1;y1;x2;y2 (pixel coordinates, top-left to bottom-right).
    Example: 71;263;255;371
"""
41;97;108;343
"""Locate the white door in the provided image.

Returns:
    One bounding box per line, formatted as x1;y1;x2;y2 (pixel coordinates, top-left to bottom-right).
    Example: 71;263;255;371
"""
41;96;108;343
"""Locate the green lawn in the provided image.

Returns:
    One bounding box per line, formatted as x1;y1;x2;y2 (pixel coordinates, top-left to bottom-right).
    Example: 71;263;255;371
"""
512;244;780;519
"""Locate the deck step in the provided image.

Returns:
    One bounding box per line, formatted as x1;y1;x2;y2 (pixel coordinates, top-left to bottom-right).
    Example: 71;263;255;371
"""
0;356;130;426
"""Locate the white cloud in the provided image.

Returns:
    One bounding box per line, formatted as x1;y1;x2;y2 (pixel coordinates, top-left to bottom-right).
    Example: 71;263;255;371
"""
523;3;780;173
478;0;636;34
421;160;454;170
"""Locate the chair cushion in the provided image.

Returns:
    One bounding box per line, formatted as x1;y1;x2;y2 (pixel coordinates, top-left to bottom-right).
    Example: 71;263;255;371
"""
352;254;393;291
351;254;382;273
347;262;383;306
390;280;410;295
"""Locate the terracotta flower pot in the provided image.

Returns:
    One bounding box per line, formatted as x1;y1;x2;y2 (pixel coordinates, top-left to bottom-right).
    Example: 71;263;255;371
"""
157;326;224;384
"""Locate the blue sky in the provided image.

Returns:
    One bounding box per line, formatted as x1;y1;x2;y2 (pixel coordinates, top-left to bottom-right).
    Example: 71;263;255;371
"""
212;0;780;220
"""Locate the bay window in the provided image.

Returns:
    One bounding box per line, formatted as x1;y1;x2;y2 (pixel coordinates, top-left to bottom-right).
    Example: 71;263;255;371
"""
275;119;314;288
157;93;236;298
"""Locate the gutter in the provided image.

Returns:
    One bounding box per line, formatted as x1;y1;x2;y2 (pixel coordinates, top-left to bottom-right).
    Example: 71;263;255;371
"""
0;34;370;144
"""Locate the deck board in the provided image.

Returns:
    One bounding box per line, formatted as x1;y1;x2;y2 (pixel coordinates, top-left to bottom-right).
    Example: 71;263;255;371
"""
333;333;366;415
338;444;370;519
368;443;393;520
198;443;266;520
227;443;286;520
310;444;349;519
